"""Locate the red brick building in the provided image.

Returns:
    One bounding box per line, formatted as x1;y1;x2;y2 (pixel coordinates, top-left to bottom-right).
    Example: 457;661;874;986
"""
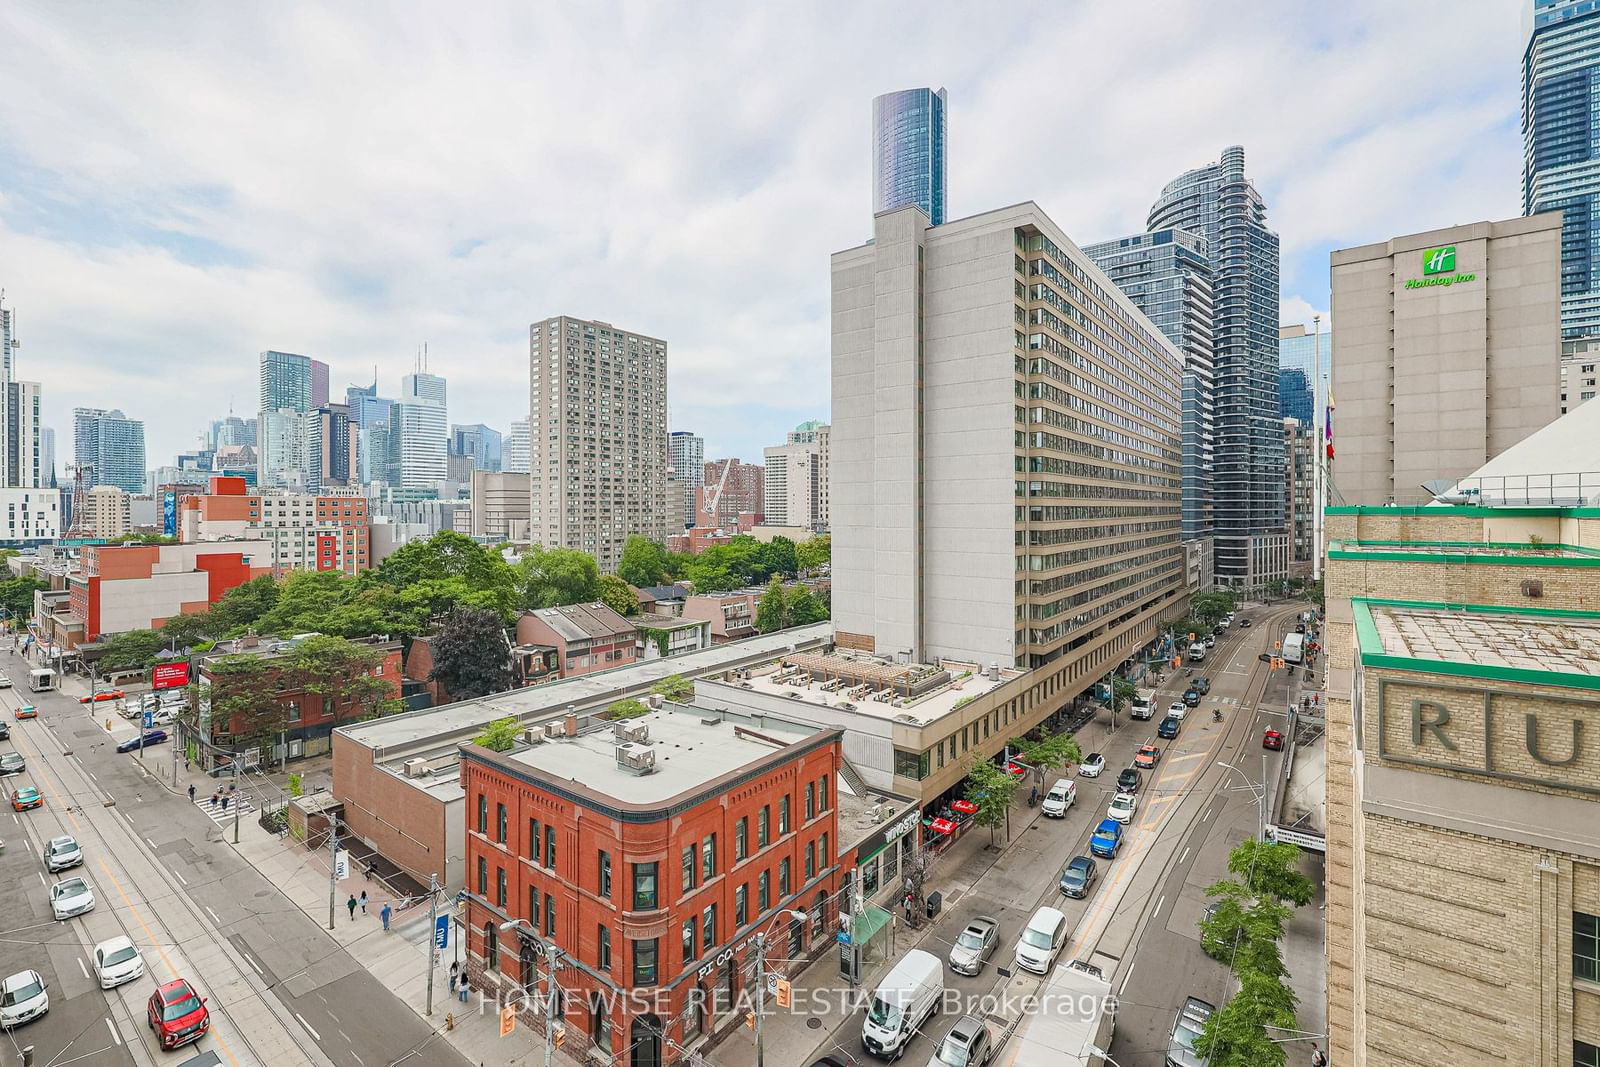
696;459;763;529
461;705;844;1067
515;602;637;679
178;476;371;575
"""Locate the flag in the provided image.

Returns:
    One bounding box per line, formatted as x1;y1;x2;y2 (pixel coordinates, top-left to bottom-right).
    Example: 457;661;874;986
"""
1324;390;1335;460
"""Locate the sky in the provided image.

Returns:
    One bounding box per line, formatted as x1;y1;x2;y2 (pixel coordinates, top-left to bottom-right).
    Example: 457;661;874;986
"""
0;2;1525;473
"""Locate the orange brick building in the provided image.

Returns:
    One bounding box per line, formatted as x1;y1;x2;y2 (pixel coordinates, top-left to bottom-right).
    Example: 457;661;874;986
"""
66;541;272;643
179;476;370;575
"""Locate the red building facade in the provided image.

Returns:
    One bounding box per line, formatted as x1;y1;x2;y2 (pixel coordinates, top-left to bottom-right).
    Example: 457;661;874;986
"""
461;713;844;1067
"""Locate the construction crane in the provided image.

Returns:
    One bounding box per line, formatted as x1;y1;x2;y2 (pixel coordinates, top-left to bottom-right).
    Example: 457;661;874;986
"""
702;459;735;526
64;463;92;539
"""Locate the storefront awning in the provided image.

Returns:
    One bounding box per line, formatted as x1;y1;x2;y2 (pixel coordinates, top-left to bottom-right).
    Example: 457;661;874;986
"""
854;904;893;944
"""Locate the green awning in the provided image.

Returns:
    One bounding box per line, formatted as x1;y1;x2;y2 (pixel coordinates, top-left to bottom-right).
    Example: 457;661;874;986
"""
853;905;892;943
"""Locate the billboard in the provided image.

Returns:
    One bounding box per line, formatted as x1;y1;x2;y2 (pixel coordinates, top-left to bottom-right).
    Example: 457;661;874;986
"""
163;490;178;536
151;661;190;690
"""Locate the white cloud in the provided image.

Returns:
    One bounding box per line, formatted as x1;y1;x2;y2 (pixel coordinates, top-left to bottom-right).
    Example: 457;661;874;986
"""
0;1;1524;469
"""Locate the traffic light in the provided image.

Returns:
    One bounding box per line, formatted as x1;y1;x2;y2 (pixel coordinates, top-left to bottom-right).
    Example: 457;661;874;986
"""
775;978;793;1009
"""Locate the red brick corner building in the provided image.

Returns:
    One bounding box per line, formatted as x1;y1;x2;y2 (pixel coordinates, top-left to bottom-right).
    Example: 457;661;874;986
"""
462;704;843;1066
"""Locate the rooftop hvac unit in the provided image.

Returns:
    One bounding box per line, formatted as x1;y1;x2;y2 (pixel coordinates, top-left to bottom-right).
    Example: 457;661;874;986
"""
615;742;657;776
543;721;564;740
613;720;650;744
403;758;428;778
647;694;663;709
988;661;1000;680
523;729;542;746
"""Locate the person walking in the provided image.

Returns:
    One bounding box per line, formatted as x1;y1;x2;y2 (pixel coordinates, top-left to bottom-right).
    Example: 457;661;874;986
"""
458;976;470;1004
380;902;391;931
221;794;230;813
359;890;368;914
187;784;196;804
346;894;357;921
448;961;459;993
1310;1045;1327;1067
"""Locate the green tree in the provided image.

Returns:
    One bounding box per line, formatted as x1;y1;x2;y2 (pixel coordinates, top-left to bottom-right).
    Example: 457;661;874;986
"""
651;674;694;702
519;545;601;608
784;584;827;626
0;575;47;627
1227;840;1316;906
755;577;790;633
617;536;669;589
795;534;831;572
1191;590;1238;624
475;716;521;752
281;635;404;723
208;574;280;633
257;570;355;635
427;608;513;701
1010;728;1083;777
1263;578;1288;600
598;574;640;617
108;533;178;545
1111;678;1138;713
606;698;649;720
363;531;522;623
963;758;1018;845
97;629;166;672
1192;970;1298;1067
157;609;223;651
205;654;289;759
760;537;799;579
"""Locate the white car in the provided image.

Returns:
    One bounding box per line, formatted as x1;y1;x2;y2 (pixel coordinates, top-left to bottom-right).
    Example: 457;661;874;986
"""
0;969;47;1029
44;835;82;873
92;936;144;989
1108;792;1138;824
1168;700;1189;721
0;673;11;689
1078;752;1106;778
49;876;95;920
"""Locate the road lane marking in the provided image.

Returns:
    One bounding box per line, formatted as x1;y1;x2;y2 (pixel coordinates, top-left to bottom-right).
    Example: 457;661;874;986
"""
295;1013;322;1041
1155;894;1166;916
78;957;89;979
106;1017;121;1045
37;872;45;888
172;867;187;886
1120;959;1137;993
243;953;263;977
351;1052;364;1066
1179;847;1190;864
205;905;220;925
145;837;156;849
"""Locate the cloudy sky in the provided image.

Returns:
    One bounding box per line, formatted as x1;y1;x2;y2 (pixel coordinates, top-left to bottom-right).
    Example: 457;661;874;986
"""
0;2;1522;473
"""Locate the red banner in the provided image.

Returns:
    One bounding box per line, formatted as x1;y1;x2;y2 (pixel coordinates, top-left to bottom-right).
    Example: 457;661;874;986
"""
151;662;190;691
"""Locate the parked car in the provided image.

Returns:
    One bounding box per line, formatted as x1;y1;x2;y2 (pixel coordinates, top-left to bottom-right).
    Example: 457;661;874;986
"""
1167;996;1215;1067
0;753;23;776
49;876;95;920
928;1015;993;1067
1116;767;1142;794
1078;753;1106;778
1263;729;1284;751
13;706;36;720
1214;618;1230;631
1089;819;1124;859
44;835;82;873
1192;677;1211;694
1203;634;1216;649
0;723;8;740
0;970;47;1030
1040;779;1076;818
10;786;41;811
1133;744;1161;770
1108;792;1138;824
0;673;11;689
1157;716;1181;740
948;916;999;976
1012;907;1068;975
78;690;125;705
1059;855;1097;899
148;978;210;1051
116;730;169;754
92;936;145;989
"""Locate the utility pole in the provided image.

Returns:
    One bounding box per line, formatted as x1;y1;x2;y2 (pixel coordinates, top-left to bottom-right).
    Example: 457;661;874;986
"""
232;757;241;844
425;874;440;1016
1260;751;1269;841
543;943;562;1067
328;820;339;931
753;930;768;1067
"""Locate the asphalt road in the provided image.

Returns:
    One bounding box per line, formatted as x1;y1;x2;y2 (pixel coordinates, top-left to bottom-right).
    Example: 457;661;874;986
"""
0;651;471;1067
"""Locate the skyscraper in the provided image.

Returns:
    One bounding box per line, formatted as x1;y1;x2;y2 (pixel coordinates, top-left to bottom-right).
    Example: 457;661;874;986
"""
309;404;355;488
872;87;948;224
402;372;447;408
529;316;668;571
450;424;503;471
259;351;321;413
1083;229;1215;545
1278;323;1329;426
1149;146;1285;587
393;401;449;490
667;430;704;527
1524;0;1600;341
763;421;830;532
257;408;311;489
40;427;55;488
504;418;530;475
208;415;257;451
310;359;329;408
72;408;146;494
0;299;46;492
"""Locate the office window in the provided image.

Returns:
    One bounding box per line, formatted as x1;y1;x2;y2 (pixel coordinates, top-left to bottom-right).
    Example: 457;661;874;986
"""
682;844;698;892
805;783;815;821
598;850;611;898
477;794;487;834
530;818;541;862
545;893;556;938
597;925;611;971
780;795;790;835
1577;912;1600;982
805;842;816;879
477;857;487;896
633;862;658;909
779;858;791;897
496;867;507;908
735;817;748;861
634;938;659;986
758;806;770;846
496;803;507;844
759;870;770;911
682;916;697;967
821;832;830;864
736;884;748;927
545;825;556;869
1578;1040;1600;1067
819;776;829;811
702;834;716;882
703;904;717;952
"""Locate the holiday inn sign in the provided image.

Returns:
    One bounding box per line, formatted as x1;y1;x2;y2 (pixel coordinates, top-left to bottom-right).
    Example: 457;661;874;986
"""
1405;244;1478;290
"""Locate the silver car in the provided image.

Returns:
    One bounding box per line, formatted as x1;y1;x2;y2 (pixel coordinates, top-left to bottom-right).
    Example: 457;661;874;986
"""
49;876;94;921
45;836;82;873
1166;996;1215;1067
947;916;999;976
0;753;22;776
928;1015;992;1067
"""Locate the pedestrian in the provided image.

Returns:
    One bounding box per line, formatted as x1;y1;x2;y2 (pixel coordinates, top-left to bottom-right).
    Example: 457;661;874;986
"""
359;890;368;914
210;791;219;808
221;794;230;813
449;961;459;992
458;976;470;1004
346;894;357;921
1310;1044;1327;1067
380;902;391;931
187;784;196;803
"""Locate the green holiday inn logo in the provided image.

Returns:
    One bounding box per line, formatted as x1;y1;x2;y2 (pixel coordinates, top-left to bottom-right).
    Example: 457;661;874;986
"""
1422;246;1456;275
1406;244;1476;290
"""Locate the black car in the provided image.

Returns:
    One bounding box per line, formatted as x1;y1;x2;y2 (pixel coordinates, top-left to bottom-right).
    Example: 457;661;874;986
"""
0;722;9;740
1182;689;1200;707
1238;618;1252;628
1116;767;1142;794
1158;716;1180;739
1192;676;1211;694
1059;855;1098;899
1258;651;1272;663
116;729;169;754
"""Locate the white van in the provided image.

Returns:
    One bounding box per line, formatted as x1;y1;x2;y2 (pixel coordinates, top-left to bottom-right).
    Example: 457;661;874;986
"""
1041;779;1076;818
1129;691;1154;721
1187;643;1206;663
862;949;944;1060
1014;906;1069;975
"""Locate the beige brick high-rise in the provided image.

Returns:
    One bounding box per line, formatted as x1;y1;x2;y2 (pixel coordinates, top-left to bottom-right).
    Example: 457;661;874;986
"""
1323;504;1600;1064
528;316;668;571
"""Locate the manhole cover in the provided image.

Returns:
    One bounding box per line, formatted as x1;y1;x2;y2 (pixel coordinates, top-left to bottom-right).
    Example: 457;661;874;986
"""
806;1018;822;1030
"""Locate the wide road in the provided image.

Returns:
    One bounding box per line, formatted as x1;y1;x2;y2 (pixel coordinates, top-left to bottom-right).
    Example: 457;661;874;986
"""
0;650;471;1067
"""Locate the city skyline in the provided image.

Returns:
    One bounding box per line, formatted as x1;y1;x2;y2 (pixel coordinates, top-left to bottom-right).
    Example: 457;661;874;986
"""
0;5;1522;468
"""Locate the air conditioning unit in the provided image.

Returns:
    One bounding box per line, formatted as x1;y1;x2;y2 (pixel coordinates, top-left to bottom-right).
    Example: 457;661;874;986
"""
613;721;650;744
543;721;564;740
523;729;542;746
647;694;663;709
615;742;657;775
403;758;428;778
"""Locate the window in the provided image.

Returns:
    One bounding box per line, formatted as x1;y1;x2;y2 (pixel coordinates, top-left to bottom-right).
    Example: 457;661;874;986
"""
483;923;498;972
682;916;697;966
893;749;929;780
1579;1041;1600;1067
545;825;556;869
633;863;659;910
545;893;556;938
805;842;816;879
805;783;815;821
1577;912;1600;982
736;884;748;927
591;995;613;1054
682;844;698;892
780;795;790;835
703;904;717;952
779;858;791;897
530;818;541;863
496;867;507;908
598;850;611;898
702;834;716;882
819;776;828;811
598;925;612;971
477;857;487;896
496;803;507;844
758;806;770;847
529;885;540;929
477;794;488;834
735;817;748;861
820;832;829;865
759;870;771;911
634;938;659;985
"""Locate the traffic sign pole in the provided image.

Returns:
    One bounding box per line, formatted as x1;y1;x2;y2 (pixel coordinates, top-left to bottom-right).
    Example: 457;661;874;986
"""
425;873;440;1016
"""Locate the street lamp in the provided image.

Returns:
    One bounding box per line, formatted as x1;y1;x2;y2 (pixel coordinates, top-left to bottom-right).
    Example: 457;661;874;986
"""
501;917;563;1067
1217;759;1268;841
751;908;809;1067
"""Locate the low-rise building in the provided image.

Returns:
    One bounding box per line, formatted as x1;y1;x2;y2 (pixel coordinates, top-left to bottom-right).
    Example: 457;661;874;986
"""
696;459;763;529
633;613;711;659
680;588;766;643
469;470;531;541
0;488;60;545
178;476;370;574
76;485;132;539
515;603;638;679
53;540;272;644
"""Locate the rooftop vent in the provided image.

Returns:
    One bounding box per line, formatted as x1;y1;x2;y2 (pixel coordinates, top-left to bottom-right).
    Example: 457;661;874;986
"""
613;720;650;744
543;721;564;740
615;742;657;776
403;758;429;778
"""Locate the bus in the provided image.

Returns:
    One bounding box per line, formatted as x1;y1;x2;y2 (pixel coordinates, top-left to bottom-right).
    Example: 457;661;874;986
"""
1282;632;1305;666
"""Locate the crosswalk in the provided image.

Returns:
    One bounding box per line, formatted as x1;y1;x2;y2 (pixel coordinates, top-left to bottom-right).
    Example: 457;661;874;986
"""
195;793;256;823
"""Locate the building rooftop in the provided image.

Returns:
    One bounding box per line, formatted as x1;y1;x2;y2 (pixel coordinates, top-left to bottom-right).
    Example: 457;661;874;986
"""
1356;600;1600;685
723;651;1020;726
636;612;704;630
1329;539;1600;562
523;602;634;642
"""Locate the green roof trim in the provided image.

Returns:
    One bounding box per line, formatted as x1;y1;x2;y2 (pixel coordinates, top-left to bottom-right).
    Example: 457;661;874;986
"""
1326;543;1600;567
1329;539;1600;557
1326;505;1600;518
1351;598;1600;693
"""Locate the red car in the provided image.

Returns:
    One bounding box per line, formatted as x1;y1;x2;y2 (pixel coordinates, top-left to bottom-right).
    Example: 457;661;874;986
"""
78;690;124;705
1262;729;1284;751
14;705;37;720
147;978;209;1050
1133;744;1161;769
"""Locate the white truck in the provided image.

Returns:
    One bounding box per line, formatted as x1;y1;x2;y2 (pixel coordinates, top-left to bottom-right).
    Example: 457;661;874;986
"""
1129;690;1155;721
1004;963;1116;1066
1282;631;1305;665
1187;642;1206;663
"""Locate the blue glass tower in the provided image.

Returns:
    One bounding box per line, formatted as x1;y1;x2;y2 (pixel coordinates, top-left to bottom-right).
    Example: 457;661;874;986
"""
1525;0;1600;339
872;88;947;224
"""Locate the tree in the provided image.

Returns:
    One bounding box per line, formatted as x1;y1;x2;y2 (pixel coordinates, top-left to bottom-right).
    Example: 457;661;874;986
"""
257;570;355;636
760;537;799;579
206;654;290;759
651;674;694;703
755;577;789;633
1191;590;1238;624
598;574;640;617
606;698;649;720
1263;578;1288;600
475;716;521;752
1227;840;1316;906
157;609;223;651
796;534;831;572
428;608;513;701
97;629;166;672
617;537;669;589
1010;728;1083;778
1111;678;1138;714
281;635;405;723
0;575;47;627
208;574;279;634
520;545;601;608
364;531;522;622
963;758;1018;845
1192;970;1297;1067
785;584;827;626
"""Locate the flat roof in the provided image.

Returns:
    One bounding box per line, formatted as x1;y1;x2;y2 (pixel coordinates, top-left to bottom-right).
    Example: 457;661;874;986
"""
502;704;820;804
1354;599;1600;690
731;655;1017;725
1328;539;1600;566
340;622;832;752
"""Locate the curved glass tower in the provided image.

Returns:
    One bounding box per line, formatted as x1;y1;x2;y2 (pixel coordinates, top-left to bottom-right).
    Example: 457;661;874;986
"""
872;87;947;224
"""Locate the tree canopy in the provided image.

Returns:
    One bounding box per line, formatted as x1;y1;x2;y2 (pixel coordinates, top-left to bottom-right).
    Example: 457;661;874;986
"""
520;545;601;609
962;758;1018;845
598;574;640;617
796;534;830;572
475;716;521;752
428;608;514;701
617;536;669;589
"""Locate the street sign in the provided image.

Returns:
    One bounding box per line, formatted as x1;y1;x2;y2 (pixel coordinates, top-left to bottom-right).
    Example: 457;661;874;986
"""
143;710;153;729
836;930;851;946
766;973;779;995
434;914;449;949
334;849;350;880
499;1004;515;1037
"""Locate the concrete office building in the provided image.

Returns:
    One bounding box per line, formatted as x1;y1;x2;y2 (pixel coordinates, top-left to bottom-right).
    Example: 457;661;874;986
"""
392;401;448;491
872;87;948;225
469;470;531;541
529;316;668;572
1562;339;1600;413
76;484;132;539
764;434;826;531
450;423;502;472
1149;146;1285;587
72;407;146;494
1330;215;1563;506
1322;503;1600;1064
668;430;704;526
503;418;530;475
831;202;1187;670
